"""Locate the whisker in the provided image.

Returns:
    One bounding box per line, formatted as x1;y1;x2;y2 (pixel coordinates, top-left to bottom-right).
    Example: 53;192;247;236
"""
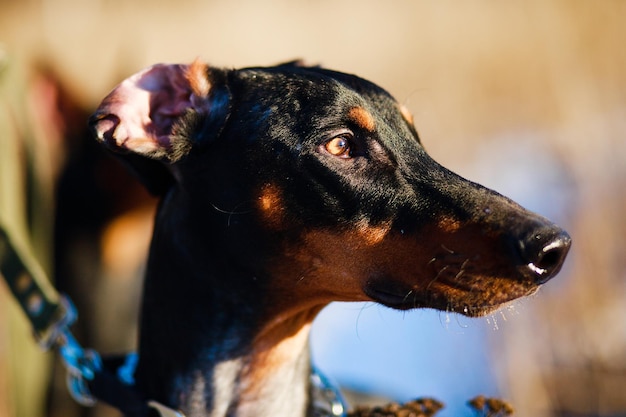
439;306;452;329
355;303;375;340
295;262;320;283
440;244;455;254
426;265;449;290
486;313;500;331
499;309;508;322
454;313;469;329
457;258;469;274
210;202;253;226
210;202;251;215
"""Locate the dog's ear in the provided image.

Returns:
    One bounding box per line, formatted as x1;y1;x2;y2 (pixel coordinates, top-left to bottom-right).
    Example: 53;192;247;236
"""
274;59;321;70
89;59;230;194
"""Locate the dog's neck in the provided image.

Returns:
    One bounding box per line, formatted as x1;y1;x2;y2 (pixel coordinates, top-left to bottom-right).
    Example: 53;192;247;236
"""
164;315;315;417
133;196;321;417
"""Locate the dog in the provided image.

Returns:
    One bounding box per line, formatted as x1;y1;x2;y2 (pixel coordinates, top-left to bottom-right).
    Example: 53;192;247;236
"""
89;59;571;417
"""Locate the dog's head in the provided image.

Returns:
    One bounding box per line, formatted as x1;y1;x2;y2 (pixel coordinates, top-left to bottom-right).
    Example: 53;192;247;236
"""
90;60;570;318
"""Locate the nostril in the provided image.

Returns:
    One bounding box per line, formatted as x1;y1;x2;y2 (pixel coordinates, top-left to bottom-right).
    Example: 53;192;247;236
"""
523;231;571;284
536;240;566;269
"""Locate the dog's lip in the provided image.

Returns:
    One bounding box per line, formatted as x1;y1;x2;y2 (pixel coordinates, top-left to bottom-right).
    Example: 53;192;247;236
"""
364;284;415;309
444;281;539;317
451;303;507;317
364;277;538;315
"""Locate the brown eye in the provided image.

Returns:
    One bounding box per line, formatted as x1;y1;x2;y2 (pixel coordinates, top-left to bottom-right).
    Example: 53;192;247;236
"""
325;135;352;158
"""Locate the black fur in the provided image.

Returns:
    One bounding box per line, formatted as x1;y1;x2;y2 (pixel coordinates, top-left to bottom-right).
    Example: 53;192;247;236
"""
89;62;571;416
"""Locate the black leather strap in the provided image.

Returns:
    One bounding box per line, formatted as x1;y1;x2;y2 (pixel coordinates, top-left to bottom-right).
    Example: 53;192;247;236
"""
0;226;64;340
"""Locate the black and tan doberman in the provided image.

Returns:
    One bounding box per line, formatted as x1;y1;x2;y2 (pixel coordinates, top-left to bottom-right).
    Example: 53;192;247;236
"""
90;60;571;417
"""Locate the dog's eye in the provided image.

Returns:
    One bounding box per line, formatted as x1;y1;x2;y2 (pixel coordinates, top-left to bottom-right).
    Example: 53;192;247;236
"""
325;135;352;158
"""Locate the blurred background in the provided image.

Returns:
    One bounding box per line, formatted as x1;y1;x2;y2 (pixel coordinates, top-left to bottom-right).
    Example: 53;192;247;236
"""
0;1;624;416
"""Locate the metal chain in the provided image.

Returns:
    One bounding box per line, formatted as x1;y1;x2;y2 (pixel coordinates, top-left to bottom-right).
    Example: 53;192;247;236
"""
311;366;348;417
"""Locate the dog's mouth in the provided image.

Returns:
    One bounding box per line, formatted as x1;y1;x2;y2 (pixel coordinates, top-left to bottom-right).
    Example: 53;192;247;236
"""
363;275;538;317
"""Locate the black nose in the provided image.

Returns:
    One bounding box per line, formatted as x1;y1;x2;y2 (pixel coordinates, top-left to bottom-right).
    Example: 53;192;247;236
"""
516;227;571;284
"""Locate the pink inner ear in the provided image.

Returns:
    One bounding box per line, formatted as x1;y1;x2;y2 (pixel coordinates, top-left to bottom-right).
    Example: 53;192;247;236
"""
92;63;205;156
